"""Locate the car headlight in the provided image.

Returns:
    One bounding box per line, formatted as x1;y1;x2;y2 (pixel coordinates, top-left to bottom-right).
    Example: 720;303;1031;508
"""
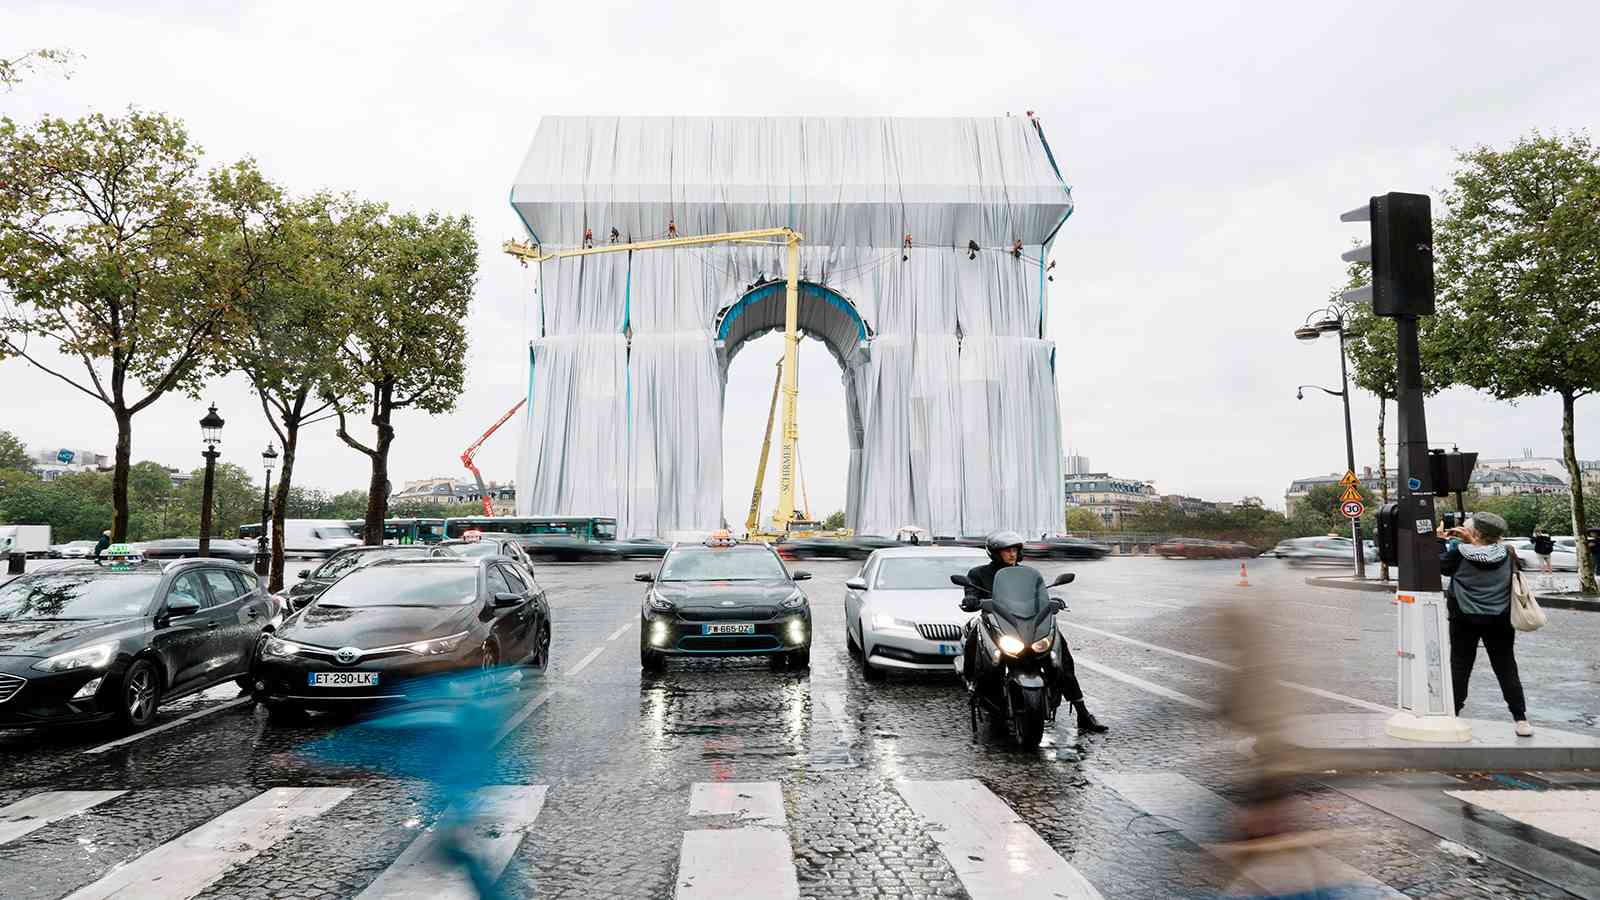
872;613;916;631
262;637;305;658
1030;634;1053;654
647;594;675;612
780;592;807;609
33;642;116;672
405;631;469;656
997;634;1026;656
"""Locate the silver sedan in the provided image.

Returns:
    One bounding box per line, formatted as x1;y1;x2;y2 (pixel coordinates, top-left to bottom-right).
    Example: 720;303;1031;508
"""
844;547;989;681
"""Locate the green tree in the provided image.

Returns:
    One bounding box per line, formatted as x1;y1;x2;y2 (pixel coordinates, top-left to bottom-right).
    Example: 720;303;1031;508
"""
327;490;371;520
0;430;32;473
0;473;113;541
822;509;846;530
172;463;260;539
1064;507;1104;533
0;48;78;88
1433;132;1600;591
0;111;245;540
328;206;477;544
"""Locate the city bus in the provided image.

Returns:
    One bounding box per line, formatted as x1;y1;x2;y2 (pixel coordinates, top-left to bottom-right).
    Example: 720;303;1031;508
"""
444;515;618;542
343;518;448;545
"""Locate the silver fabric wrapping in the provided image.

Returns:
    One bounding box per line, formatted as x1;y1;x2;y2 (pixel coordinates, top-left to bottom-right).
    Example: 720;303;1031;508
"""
511;116;1070;538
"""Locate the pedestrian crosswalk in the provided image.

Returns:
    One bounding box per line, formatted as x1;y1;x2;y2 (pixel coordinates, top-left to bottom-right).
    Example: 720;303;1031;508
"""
0;773;1593;898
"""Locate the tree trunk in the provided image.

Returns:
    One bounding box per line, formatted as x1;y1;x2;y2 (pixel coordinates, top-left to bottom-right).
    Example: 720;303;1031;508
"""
1560;391;1595;593
362;398;393;545
270;423;297;593
1377;398;1390;582
111;407;133;542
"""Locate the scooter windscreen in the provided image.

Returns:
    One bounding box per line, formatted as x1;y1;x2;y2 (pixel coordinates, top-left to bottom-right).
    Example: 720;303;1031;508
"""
988;566;1055;644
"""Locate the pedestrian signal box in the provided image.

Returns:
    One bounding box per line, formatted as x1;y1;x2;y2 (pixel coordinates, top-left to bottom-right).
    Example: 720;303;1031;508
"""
1376;503;1400;567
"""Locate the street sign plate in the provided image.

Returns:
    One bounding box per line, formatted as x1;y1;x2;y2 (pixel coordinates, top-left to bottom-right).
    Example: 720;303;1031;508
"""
1341;500;1365;519
1339;486;1364;504
1339;471;1360;487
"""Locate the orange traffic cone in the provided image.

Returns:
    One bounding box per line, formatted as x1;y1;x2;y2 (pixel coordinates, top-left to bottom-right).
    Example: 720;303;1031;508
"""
1237;561;1250;587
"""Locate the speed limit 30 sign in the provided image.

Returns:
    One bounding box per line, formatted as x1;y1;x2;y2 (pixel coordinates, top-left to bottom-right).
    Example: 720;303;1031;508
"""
1341;499;1365;519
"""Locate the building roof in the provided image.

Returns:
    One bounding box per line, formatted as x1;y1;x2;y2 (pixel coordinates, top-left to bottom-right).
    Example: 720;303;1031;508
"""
1471;467;1564;486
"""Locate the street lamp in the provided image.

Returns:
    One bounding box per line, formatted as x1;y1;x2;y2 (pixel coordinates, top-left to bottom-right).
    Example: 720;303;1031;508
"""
197;404;224;558
1295;307;1366;579
257;444;278;576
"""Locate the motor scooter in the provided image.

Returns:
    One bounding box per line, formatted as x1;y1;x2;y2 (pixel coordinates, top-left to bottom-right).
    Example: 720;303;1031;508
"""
950;566;1074;748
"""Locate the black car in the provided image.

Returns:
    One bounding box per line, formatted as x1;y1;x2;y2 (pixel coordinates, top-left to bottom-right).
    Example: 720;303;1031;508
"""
637;540;812;671
436;534;541;583
287;544;447;609
1023;537;1111;560
0;560;275;730
514;534;626;563
252;557;551;719
136;538;259;564
775;536;857;560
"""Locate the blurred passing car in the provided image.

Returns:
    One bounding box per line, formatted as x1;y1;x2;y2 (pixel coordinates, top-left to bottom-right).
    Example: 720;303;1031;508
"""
1024;536;1111;560
253;557;550;720
436;533;541;582
844;547;987;681
1270;536;1376;565
49;540;98;559
287;544;446;610
0;559;275;731
774;536;857;560
1153;538;1258;560
136;538;260;564
638;537;812;671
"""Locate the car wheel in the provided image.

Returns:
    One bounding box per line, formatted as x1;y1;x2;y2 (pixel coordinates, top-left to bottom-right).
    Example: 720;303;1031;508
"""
640;632;665;672
117;659;161;731
788;648;810;670
860;643;884;681
846;619;860;655
478;642;500;693
531;622;551;672
265;702;308;725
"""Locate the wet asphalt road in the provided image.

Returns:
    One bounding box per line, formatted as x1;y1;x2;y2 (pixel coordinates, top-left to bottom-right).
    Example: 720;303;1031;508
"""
1;555;1597;898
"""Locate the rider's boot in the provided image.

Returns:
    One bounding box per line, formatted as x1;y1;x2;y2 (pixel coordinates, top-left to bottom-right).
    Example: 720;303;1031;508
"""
1074;700;1109;734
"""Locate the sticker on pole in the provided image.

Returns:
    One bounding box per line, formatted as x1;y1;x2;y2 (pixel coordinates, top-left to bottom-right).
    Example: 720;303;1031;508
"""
1341;499;1365;519
1407;477;1422;491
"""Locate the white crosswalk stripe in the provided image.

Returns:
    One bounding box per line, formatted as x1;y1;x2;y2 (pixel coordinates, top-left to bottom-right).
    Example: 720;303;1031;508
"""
895;779;1104;900
355;785;548;899
676;781;799;900
62;787;353;900
0;791;125;845
1097;771;1403;899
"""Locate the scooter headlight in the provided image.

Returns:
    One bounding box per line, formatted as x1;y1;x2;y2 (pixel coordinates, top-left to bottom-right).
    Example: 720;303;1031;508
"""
1030;634;1053;654
997;634;1026;656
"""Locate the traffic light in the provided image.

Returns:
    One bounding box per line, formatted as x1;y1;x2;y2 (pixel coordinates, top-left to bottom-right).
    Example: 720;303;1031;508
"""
1340;192;1434;318
1376;502;1399;566
1427;449;1478;497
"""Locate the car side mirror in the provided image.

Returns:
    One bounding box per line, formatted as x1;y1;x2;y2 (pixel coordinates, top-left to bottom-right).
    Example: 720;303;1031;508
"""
634;572;654;583
166;595;203;617
493;592;524;608
950;574;974;589
792;571;812;581
1050;573;1075;587
298;569;311;579
845;577;866;591
290;594;314;610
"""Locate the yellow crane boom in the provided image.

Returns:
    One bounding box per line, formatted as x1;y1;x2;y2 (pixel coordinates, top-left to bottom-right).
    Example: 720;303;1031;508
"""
745;357;783;534
505;226;809;534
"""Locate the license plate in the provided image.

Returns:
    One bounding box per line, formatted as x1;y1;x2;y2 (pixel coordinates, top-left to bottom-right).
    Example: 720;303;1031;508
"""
938;643;960;656
308;672;379;687
702;623;755;635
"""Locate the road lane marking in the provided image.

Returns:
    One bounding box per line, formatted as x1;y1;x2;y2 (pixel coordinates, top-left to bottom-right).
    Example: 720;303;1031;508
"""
895;779;1104;899
0;791;125;845
677;781;797;899
1097;771;1403;898
355;785;548;899
63;787;352;900
84;696;252;756
606;622;631;641
492;621;628;746
1444;790;1600;853
1061;622;1391;714
1075;657;1215;711
688;781;786;826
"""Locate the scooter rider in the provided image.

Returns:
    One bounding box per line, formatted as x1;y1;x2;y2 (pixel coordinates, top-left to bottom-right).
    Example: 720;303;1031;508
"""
961;530;1109;734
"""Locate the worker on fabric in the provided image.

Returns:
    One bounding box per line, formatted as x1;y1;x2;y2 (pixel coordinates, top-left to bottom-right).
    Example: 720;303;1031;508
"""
962;530;1108;734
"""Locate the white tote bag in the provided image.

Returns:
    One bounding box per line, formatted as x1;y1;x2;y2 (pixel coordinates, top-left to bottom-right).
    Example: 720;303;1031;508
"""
1509;570;1547;632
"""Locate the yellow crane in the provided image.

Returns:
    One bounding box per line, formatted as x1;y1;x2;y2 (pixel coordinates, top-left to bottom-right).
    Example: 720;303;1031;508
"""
745;355;820;538
504;226;811;535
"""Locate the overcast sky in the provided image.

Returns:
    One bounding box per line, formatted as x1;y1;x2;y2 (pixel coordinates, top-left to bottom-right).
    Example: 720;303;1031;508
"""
3;1;1597;521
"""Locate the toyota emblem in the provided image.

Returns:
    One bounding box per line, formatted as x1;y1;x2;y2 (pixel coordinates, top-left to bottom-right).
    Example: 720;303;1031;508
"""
335;646;361;665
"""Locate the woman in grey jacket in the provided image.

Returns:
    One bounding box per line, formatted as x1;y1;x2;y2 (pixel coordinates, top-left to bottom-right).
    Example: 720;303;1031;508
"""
1439;511;1532;737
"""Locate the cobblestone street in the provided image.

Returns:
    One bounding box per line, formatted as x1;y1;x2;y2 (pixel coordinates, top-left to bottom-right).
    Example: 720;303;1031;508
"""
2;557;1598;898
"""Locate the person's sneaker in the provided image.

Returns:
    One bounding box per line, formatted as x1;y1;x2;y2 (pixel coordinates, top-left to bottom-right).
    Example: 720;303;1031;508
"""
1515;720;1534;737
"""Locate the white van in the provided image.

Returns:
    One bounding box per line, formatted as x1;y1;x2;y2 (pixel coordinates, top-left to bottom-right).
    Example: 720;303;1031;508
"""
281;519;362;557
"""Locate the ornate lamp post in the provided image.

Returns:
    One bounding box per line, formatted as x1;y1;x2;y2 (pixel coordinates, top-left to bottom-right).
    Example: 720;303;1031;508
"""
1295;308;1366;579
197;404;225;557
257;444;278;576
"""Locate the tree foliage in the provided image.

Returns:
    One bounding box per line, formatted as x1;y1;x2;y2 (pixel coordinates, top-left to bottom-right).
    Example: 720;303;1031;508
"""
822;509;846;530
1432;132;1600;591
1064;507;1105;533
0;48;78;88
0;430;33;473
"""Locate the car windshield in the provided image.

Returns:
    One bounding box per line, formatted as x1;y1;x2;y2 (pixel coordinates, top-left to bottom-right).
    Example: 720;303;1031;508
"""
659;546;788;582
314;548;427;580
0;572;161;620
314;525;357;541
874;557;988;591
316;567;478;607
447;542;503;559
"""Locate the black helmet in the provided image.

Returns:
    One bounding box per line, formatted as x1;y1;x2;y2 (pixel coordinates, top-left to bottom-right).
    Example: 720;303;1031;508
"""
985;530;1026;562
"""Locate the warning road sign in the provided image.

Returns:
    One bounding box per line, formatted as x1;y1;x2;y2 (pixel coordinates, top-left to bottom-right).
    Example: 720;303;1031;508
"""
1341;499;1365;519
1339;486;1364;504
1339;470;1360;487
